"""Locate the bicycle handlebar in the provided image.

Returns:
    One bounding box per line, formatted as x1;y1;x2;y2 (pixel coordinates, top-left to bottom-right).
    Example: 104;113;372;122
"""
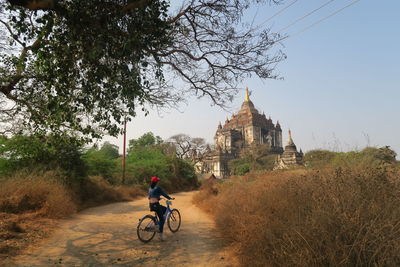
160;197;175;200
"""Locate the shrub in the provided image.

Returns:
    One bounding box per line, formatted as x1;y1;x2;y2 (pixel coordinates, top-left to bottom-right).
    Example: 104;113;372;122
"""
167;157;199;191
0;171;145;262
0;134;86;181
304;149;337;168
194;166;400;266
0;171;76;218
125;133;198;191
74;176;145;208
229;158;250;176
229;145;277;175
305;147;398;170
126;146;171;184
81;143;119;184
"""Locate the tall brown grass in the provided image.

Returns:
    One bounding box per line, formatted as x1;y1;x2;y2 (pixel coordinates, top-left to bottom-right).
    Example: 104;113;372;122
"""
0;171;76;218
194;166;400;266
0;172;145;261
76;176;146;209
0;171;76;260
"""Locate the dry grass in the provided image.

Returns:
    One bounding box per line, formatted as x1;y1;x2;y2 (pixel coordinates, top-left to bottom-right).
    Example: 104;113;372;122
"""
0;171;76;218
194;166;400;266
76;176;146;209
0;172;75;262
0;172;145;263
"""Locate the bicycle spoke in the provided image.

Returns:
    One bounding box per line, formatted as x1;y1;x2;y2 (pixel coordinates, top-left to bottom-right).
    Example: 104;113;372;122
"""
167;209;181;233
137;216;157;242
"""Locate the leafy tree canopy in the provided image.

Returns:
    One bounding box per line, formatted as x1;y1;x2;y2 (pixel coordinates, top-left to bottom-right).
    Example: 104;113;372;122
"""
99;141;119;159
0;134;86;178
126;132;197;189
82;142;119;183
228;144;276;175
0;0;284;139
128;131;163;152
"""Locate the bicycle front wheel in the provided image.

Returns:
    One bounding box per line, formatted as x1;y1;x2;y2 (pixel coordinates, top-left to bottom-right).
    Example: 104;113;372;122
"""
137;215;157;243
167;209;181;233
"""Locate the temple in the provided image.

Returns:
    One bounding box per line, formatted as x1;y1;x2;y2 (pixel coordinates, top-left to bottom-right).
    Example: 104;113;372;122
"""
275;129;304;170
198;88;303;177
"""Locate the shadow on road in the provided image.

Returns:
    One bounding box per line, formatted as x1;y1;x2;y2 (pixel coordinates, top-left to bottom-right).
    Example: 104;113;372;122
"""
12;192;232;267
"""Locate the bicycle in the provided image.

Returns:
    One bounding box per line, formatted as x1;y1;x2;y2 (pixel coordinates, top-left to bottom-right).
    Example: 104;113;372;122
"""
137;199;181;243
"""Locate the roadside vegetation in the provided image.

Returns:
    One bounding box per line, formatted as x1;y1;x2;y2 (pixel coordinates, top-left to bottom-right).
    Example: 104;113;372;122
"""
194;146;400;266
228;144;277;175
0;132;197;261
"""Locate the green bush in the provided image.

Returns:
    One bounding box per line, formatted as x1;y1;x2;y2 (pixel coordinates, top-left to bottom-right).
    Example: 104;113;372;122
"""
0;134;86;180
126;146;170;184
229;158;251;176
305;147;398;169
81;142;119;184
304;149;338;168
125;133;198;191
253;154;277;171
228;145;276;175
167;157;198;190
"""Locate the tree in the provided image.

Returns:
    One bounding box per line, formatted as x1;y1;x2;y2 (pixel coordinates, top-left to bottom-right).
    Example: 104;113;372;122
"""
81;142;119;183
99;142;119;159
125;132;197;189
228;143;275;175
128;132;163;153
168;134;208;160
228;158;251;176
0;134;86;179
168;134;191;159
0;0;285;138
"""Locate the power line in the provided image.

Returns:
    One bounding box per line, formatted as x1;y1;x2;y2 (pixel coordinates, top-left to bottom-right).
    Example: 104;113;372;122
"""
255;0;300;30
281;0;361;41
278;0;336;33
290;0;361;38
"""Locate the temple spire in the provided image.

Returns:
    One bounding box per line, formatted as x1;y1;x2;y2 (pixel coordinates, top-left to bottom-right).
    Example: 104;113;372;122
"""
245;87;250;102
287;129;294;145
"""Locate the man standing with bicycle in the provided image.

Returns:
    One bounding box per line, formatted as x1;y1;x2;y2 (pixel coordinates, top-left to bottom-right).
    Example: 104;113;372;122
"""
148;176;174;241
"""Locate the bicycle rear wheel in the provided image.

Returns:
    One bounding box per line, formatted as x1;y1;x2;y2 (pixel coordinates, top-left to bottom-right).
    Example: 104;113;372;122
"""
167;209;181;233
137;215;157;242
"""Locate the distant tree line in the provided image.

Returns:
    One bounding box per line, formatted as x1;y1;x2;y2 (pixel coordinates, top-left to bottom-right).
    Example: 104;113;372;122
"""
0;132;201;191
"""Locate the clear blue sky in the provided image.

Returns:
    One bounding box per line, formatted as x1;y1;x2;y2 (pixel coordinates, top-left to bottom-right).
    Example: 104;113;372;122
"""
104;0;400;157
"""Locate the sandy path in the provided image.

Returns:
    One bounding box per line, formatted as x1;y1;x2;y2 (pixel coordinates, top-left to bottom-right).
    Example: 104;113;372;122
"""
11;191;235;267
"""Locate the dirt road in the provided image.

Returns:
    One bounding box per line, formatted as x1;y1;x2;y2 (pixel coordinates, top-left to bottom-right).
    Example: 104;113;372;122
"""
11;191;235;267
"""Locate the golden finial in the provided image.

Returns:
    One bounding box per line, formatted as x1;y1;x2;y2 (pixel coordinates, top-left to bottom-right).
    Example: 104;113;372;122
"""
245;87;250;102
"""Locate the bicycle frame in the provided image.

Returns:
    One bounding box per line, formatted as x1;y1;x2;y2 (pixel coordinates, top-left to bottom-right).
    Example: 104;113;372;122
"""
137;198;181;242
138;199;173;229
153;199;173;225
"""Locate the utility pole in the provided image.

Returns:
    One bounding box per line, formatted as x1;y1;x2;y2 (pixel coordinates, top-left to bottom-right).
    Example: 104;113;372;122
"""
122;118;127;184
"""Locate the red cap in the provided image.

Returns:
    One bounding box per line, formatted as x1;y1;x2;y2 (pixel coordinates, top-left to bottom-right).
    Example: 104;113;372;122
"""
151;176;160;182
